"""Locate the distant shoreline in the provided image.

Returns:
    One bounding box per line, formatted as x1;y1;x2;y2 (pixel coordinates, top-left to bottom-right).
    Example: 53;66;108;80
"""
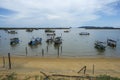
79;26;120;29
0;27;71;30
84;28;120;30
0;27;120;30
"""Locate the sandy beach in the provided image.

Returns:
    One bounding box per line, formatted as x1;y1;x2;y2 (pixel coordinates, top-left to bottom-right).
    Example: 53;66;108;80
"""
0;56;120;78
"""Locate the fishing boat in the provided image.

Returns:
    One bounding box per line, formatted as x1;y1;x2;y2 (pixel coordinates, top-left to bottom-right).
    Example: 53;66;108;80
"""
54;37;62;44
26;29;33;32
107;39;117;47
94;41;106;50
64;30;69;33
79;32;90;35
10;38;19;45
46;38;53;43
8;30;17;34
45;29;55;33
28;37;42;46
46;33;56;36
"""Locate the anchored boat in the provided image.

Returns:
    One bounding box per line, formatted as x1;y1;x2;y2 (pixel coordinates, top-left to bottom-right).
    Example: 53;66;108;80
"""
79;32;90;35
54;37;62;44
10;38;19;45
64;30;69;33
94;41;106;50
107;39;117;47
8;30;17;34
45;29;55;33
46;33;56;36
28;37;42;46
26;29;33;32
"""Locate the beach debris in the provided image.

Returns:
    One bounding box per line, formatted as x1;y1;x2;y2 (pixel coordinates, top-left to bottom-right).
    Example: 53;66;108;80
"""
40;71;50;80
78;66;87;74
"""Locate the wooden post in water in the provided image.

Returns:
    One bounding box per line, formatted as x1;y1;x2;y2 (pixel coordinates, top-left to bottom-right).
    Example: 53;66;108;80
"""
47;46;48;53
42;49;44;57
93;64;94;75
58;46;59;57
25;47;28;56
8;53;11;69
3;56;5;68
61;46;62;54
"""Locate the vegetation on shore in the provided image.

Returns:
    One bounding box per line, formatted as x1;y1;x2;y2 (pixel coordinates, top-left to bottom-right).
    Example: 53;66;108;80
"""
79;26;120;29
0;27;71;30
0;73;120;80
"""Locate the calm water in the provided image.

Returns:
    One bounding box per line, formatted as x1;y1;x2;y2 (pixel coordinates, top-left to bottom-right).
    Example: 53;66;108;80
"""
0;28;120;57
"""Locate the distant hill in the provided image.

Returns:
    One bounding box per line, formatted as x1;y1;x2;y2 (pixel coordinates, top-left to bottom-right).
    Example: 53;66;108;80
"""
79;26;120;29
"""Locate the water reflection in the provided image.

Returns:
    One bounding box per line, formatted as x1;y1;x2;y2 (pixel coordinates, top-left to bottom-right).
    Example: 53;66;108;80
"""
54;44;61;49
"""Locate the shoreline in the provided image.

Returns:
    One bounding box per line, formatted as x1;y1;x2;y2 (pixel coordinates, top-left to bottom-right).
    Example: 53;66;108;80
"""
0;56;120;78
1;54;120;58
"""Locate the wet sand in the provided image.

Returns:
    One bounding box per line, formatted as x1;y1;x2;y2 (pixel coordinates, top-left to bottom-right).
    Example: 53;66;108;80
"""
0;57;120;78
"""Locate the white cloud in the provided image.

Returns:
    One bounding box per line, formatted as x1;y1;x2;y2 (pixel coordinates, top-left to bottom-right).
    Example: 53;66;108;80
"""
0;0;119;27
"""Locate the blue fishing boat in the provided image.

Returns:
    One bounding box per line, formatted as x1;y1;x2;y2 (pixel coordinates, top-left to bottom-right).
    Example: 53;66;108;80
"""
29;37;42;46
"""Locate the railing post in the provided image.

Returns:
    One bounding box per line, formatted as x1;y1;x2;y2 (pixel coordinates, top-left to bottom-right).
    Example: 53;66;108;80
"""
42;49;44;57
58;46;59;57
26;47;28;56
3;56;5;68
8;53;11;69
93;64;94;75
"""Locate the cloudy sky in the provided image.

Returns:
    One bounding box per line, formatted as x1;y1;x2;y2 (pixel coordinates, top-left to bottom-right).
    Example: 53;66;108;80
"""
0;0;120;27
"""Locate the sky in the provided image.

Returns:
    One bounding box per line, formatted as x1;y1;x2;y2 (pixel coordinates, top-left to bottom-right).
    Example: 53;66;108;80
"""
0;0;120;28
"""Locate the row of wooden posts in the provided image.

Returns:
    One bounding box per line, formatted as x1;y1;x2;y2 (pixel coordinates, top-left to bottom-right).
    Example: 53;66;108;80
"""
25;45;62;57
2;53;95;76
2;53;11;69
2;45;62;69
